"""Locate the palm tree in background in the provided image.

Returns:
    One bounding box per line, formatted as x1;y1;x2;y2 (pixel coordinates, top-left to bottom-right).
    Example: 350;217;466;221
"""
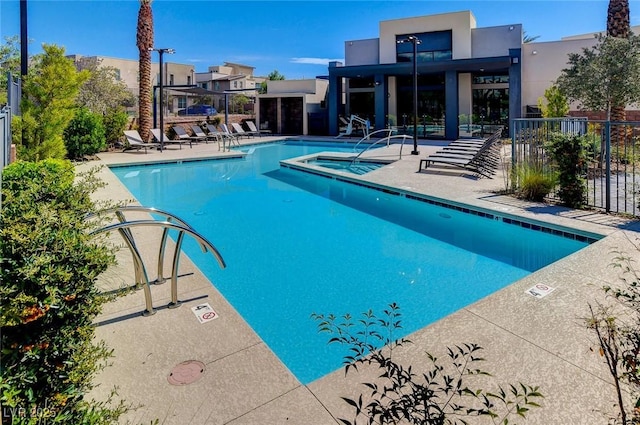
607;0;630;128
136;0;154;142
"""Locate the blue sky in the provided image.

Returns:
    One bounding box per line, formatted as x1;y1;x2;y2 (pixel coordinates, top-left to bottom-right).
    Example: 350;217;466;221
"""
2;0;640;79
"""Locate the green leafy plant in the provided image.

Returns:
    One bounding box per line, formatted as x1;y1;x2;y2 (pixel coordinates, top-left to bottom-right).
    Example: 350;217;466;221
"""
312;303;543;425
63;107;107;159
0;159;127;423
515;162;558;202
546;132;588;208
102;107;129;149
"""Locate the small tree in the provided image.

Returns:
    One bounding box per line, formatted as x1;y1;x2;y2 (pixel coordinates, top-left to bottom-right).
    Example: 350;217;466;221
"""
63;107;107;159
17;44;89;160
537;85;569;118
546;132;588;208
556;34;640;121
102;107;129;148
77;58;136;115
312;303;543;425
0;35;21;105
259;69;285;94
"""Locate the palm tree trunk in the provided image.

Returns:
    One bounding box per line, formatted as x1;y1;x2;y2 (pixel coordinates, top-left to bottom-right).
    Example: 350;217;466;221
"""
607;0;630;147
137;0;154;142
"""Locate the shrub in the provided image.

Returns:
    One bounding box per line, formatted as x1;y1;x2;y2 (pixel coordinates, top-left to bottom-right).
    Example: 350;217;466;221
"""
546;132;588;208
312;303;543;425
63;108;107;159
101;108;129;149
0;159;126;423
515;162;558;202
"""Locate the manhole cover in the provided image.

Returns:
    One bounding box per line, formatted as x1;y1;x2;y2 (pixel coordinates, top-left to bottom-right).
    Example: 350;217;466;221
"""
167;360;205;385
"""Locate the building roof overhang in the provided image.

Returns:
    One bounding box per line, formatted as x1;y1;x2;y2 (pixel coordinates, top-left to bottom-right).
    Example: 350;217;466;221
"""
329;55;512;78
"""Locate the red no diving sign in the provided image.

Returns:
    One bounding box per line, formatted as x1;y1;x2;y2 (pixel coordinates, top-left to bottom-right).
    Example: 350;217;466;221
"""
525;283;556;298
191;303;219;323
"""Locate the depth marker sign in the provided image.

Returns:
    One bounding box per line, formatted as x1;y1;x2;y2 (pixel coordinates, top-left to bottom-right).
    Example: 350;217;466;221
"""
191;303;219;324
525;284;556;298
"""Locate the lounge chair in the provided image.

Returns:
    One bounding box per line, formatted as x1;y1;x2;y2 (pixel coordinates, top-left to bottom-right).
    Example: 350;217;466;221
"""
150;128;190;149
123;130;160;153
172;126;205;146
203;124;231;151
418;130;502;178
220;124;241;145
190;125;216;144
246;120;271;136
231;122;255;139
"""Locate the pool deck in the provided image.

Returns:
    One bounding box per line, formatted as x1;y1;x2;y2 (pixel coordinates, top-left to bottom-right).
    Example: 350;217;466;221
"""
86;135;640;424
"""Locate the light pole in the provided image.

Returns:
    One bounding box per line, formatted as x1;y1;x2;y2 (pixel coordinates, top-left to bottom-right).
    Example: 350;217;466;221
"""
150;48;175;150
397;35;421;155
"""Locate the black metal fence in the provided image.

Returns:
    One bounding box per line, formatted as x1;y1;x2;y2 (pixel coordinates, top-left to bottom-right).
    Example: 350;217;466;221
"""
512;118;640;217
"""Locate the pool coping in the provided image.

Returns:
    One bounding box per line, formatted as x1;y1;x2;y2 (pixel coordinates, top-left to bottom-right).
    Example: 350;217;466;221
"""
87;136;640;424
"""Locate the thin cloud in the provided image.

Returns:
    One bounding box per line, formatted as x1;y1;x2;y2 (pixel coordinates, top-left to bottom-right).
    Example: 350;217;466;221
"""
290;57;344;65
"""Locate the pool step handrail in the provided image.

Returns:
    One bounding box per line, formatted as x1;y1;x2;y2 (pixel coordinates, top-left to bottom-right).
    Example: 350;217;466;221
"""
87;206;225;316
350;134;413;166
351;128;394;152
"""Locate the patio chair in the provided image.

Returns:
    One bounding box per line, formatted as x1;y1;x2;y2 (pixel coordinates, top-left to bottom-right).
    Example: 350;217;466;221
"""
172;126;206;146
123;130;160;153
418;130;502;178
150;128;190;149
246;120;271;136
190;125;216;144
231;122;255;139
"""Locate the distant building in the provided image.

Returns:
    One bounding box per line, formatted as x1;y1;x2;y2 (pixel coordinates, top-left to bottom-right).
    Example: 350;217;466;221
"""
195;62;262;113
256;79;329;135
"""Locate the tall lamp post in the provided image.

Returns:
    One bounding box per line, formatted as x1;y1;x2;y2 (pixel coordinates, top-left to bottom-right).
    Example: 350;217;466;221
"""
150;48;175;151
397;35;421;155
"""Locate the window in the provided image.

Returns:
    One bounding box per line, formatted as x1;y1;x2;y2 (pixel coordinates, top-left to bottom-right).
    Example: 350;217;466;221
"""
396;30;452;63
239;81;243;88
234;81;238;88
187;75;191;85
169;74;174;85
114;69;121;80
201;82;208;90
214;82;220;90
178;97;186;109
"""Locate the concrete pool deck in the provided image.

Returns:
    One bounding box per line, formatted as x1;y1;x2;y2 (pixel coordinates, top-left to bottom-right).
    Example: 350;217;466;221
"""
86;136;640;424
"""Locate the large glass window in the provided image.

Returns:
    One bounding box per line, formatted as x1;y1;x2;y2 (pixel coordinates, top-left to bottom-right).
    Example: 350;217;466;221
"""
396;74;446;137
396;31;452;63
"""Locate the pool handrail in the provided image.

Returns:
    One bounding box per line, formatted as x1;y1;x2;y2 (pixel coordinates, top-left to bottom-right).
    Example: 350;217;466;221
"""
351;128;394;153
350;134;413;166
87;206;226;316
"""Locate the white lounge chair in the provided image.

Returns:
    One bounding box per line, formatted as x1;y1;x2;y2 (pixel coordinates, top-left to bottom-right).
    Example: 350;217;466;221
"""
246;121;271;137
220;124;241;145
231;122;255;139
150;128;189;149
123;130;160;153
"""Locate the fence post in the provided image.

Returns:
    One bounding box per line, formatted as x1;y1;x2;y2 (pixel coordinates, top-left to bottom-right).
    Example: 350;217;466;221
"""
605;121;611;213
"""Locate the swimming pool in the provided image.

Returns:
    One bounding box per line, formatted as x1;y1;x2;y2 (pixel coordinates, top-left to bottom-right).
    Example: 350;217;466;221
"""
111;140;596;384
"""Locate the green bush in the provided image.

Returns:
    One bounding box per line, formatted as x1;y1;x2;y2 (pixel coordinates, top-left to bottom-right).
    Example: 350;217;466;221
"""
546;132;588;208
0;159;126;424
101;108;129;149
63;108;106;159
515;162;558;202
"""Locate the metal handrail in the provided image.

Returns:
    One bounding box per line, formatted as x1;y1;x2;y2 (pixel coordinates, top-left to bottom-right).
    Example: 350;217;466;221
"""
87;206;209;284
350;134;413;165
88;207;226;316
351;128;395;152
91;220;226;316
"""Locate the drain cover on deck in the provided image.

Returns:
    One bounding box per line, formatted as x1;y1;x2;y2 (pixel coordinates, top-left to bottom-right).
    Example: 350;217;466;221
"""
167;360;205;385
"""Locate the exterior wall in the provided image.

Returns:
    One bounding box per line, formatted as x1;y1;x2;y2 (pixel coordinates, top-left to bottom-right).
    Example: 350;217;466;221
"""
345;38;380;66
379;11;476;64
267;79;327;95
520;38;595;112
472;24;522;58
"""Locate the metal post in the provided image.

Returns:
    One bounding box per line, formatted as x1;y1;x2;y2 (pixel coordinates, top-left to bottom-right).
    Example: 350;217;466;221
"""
397;36;421;155
150;48;175;151
411;37;419;155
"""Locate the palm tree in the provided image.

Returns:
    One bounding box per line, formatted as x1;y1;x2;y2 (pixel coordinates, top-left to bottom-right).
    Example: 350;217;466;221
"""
607;0;630;130
136;0;154;142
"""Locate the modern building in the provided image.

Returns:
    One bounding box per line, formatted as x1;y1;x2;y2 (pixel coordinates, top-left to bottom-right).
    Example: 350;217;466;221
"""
326;10;640;139
327;11;522;140
195;62;262;113
256;78;329;135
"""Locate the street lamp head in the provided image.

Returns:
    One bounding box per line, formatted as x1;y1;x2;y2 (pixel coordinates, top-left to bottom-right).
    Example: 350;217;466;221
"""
149;48;176;54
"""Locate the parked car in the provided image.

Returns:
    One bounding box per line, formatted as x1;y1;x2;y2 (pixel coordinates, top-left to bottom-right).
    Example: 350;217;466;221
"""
178;105;217;116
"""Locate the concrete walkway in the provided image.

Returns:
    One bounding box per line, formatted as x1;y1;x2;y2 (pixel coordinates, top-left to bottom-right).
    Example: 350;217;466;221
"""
86;136;640;424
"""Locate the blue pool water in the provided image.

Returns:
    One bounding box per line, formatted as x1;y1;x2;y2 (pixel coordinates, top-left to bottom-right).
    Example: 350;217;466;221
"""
112;140;593;384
